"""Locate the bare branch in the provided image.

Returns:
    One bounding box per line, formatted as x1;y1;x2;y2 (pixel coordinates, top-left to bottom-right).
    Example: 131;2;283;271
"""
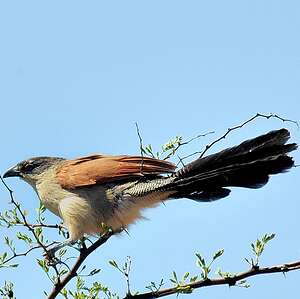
174;113;298;166
199;112;298;159
127;260;300;299
10;222;64;229
135;122;145;173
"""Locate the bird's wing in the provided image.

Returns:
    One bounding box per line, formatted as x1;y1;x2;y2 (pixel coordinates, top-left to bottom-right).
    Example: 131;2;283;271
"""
56;154;176;189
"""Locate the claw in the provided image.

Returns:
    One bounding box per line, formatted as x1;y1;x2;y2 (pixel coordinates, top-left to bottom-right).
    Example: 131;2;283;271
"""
43;250;60;266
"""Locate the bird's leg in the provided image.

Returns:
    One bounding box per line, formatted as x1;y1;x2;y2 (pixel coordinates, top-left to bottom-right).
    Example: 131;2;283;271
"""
45;238;77;261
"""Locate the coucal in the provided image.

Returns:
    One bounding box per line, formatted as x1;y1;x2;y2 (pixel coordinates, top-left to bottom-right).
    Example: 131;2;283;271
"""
3;129;297;255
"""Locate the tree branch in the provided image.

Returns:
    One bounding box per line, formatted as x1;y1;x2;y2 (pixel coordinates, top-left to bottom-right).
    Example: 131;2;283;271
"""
135;122;145;173
47;230;114;299
175;112;298;165
199;112;298;159
0;176;49;253
127;260;300;299
1;245;41;267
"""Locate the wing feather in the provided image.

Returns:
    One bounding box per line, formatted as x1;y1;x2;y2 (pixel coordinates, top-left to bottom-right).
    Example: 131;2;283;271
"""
56;154;176;189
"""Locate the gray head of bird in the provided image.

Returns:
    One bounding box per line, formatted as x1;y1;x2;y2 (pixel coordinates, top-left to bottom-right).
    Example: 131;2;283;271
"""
3;157;65;186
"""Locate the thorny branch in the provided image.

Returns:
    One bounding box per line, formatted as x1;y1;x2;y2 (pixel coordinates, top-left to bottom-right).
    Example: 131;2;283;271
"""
127;260;300;299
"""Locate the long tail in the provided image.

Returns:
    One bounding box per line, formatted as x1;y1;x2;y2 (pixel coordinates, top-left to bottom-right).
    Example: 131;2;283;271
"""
169;128;297;201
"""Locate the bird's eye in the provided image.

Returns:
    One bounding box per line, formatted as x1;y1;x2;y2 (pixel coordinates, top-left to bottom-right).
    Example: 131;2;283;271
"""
22;163;36;173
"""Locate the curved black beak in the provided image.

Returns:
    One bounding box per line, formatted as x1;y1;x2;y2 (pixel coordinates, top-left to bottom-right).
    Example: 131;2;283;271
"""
3;166;21;178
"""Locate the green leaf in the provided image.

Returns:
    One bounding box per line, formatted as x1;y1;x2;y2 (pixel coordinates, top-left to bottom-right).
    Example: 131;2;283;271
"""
76;277;85;290
89;268;101;276
172;271;178;283
2;252;7;261
170;271;178;284
250;233;276;266
34;227;43;238
37;259;49;273
10;264;18;268
183;272;189;280
262;233;275;244
108;260;118;269
216;268;234;279
16;232;32;244
195;253;206;268
213;249;224;261
190;275;198;282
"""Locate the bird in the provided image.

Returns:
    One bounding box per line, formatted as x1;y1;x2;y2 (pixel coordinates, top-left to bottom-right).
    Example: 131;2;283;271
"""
3;128;297;256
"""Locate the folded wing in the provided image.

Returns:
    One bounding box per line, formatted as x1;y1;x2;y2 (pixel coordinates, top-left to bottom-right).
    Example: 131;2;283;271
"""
56;154;176;189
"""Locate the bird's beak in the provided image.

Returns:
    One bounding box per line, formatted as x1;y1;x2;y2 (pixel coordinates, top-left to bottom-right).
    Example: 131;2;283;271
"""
3;166;21;178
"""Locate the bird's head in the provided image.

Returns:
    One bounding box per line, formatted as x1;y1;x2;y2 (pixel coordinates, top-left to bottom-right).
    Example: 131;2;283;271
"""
3;157;65;186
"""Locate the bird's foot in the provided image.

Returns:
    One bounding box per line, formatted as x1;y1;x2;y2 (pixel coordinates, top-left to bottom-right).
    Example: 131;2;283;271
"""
43;239;76;265
43;248;60;266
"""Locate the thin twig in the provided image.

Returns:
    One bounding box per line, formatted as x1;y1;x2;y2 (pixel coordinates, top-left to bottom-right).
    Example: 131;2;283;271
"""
0;176;61;286
176;151;203;167
7;222;64;229
135;122;145;174
174;113;298;166
1;245;41;266
126;260;300;299
125;256;132;296
163;131;214;161
0;176;48;253
199;112;298;159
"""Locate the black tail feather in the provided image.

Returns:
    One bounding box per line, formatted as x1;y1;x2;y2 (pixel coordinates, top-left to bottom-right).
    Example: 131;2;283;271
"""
171;129;297;202
174;188;231;202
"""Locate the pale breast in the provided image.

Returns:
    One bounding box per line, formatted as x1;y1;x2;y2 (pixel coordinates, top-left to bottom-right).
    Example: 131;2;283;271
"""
36;179;69;217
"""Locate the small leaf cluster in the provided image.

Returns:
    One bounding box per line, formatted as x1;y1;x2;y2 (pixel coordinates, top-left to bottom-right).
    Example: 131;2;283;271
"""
109;257;131;277
61;277;118;299
196;248;224;279
142;136;183;159
0;208;22;228
145;278;164;293
169;271;197;294
0;281;15;299
246;233;275;267
0;238;18;269
0;206;47;270
36;202;46;224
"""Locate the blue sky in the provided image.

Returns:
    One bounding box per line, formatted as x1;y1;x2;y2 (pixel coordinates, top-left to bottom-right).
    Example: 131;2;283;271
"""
0;1;299;298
